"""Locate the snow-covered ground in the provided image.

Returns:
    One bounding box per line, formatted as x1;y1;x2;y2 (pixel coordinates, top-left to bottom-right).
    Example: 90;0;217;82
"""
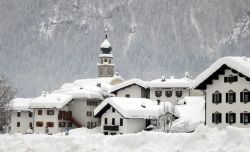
1;125;250;152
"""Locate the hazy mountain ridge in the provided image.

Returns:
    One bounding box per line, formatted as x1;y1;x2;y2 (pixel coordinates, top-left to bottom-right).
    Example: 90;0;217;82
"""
0;0;250;97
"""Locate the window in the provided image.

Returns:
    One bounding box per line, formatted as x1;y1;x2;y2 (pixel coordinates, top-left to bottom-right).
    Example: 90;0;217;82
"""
112;118;115;125
226;90;236;104
17;122;20;127
38;109;42;115
224;75;238;83
47;110;54;115
87;100;99;106
87;122;91;129
226;112;236;124
112;107;115;113
86;111;92;117
46;122;54;128
165;91;172;97
17;112;21;117
29;111;33;117
212;112;222;124
59;122;65;127
104;59;108;62
120;118;123;126
104;132;108;135
176;91;182;98
155;91;162;97
240;89;250;103
36;121;43;127
125;94;130;98
105;118;108;125
29;123;33;128
109;59;111;64
68;122;73;128
240;112;250;124
212;91;222;104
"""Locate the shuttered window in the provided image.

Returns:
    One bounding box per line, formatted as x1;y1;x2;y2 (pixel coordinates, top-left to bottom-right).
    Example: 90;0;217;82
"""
224;75;238;83
226;112;236;124
240;89;250;103
155;91;162;97
240;112;250;124
176;91;182;98
212;112;222;124
212;91;222;104
226;90;236;104
165;91;172;97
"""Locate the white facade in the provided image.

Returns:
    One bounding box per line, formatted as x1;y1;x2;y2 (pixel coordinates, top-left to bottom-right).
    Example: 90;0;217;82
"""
68;98;101;128
10;111;33;134
100;106;147;135
206;69;250;129
115;85;146;98
149;88;190;104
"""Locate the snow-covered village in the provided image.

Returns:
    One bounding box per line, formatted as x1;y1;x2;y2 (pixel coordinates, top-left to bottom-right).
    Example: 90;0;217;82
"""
1;1;250;152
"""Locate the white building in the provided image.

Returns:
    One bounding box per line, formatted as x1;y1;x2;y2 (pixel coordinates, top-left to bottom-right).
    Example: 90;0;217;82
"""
94;97;161;135
194;56;250;129
147;76;194;105
109;78;148;98
9;98;34;134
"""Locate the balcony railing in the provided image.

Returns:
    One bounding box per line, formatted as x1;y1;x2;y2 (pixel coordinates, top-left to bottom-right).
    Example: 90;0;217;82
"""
103;125;119;131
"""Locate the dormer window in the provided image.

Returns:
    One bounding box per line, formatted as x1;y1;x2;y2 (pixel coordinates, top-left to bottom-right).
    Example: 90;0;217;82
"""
155;91;162;97
224;75;238;83
240;89;250;103
212;91;222;104
226;90;236;104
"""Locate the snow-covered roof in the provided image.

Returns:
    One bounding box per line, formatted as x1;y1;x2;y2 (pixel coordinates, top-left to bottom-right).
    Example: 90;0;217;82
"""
94;97;161;119
194;56;250;89
100;39;111;48
10;98;34;111
29;93;73;109
147;77;192;88
109;78;147;93
58;76;124;97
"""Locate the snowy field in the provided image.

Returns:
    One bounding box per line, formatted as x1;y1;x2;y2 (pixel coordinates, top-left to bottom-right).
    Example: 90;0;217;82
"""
1;125;250;152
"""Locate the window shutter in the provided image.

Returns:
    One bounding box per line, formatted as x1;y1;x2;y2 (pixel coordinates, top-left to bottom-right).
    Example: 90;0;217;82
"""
233;113;236;123
212;113;215;123
226;113;228;123
248;92;250;102
218;113;222;123
224;77;228;83
240;113;243;123
212;94;215;103
248;113;250;124
240;92;243;102
233;93;236;103
234;76;238;82
219;94;222;103
226;93;228;103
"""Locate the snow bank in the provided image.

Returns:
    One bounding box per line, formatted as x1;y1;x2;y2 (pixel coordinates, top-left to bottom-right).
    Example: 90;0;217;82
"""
1;125;250;152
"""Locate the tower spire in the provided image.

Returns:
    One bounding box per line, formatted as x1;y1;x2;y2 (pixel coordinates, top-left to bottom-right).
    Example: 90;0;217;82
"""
105;29;108;39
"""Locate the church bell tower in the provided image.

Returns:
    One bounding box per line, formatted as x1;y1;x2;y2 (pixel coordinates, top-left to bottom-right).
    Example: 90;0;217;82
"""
97;29;114;77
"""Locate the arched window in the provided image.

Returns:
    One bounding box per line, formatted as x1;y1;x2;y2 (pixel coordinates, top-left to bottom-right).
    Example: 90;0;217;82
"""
212;91;222;104
226;90;236;104
240;89;250;103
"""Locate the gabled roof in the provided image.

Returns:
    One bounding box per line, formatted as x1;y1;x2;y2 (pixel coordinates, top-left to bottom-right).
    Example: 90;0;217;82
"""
109;78;147;93
194;56;250;90
94;97;161;119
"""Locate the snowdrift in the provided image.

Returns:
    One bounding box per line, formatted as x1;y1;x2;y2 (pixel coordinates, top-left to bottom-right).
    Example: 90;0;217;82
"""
1;125;250;152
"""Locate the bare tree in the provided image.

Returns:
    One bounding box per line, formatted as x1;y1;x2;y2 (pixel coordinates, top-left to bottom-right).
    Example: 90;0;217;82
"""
0;75;16;133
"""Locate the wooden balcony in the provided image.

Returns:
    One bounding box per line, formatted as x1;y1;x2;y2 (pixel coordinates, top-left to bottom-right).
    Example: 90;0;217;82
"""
103;125;119;131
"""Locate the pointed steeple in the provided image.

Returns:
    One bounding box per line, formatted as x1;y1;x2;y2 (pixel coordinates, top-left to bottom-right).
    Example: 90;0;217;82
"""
100;29;112;54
